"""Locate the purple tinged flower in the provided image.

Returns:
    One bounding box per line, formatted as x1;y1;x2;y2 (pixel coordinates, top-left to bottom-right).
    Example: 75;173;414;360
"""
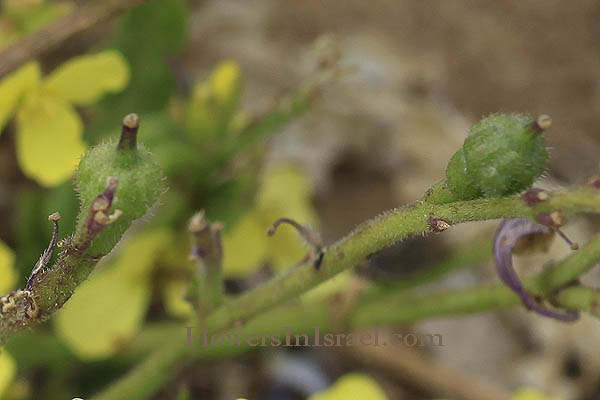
493;218;579;321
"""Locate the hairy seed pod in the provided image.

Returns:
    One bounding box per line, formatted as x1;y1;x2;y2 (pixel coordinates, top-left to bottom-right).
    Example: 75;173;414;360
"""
445;113;548;200
74;113;166;255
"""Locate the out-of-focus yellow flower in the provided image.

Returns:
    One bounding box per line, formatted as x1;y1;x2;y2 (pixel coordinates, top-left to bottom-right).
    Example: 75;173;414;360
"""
185;60;242;141
0;240;16;294
512;388;561;400
309;373;388;400
210;60;241;105
0;50;129;187
162;279;194;318
54;230;170;360
223;165;318;277
0;350;16;399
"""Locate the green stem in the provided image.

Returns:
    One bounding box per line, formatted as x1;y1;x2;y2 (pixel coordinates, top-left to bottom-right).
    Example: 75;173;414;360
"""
353;232;600;326
93;272;600;400
92;186;600;400
554;286;600;315
204;187;600;331
92;242;600;400
187;212;224;316
361;237;492;302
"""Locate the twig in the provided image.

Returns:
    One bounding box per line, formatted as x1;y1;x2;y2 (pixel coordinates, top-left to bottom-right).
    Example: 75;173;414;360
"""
188;211;224;317
343;341;511;400
0;0;147;79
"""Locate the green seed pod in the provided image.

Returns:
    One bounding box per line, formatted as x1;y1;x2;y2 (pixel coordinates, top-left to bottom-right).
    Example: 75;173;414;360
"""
0;114;166;343
74;113;166;255
445;113;549;200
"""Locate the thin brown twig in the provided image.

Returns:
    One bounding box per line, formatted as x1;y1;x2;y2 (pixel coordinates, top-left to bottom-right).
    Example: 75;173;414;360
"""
0;0;147;79
343;341;511;400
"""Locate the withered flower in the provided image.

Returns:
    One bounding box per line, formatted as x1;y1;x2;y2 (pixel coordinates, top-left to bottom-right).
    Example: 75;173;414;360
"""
493;219;579;321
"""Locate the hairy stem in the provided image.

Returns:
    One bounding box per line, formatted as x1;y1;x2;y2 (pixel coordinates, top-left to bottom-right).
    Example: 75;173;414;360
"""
0;179;122;345
188;212;224;316
93;185;600;400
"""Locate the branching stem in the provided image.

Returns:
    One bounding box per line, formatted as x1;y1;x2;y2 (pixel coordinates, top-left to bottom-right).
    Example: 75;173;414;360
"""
92;185;600;400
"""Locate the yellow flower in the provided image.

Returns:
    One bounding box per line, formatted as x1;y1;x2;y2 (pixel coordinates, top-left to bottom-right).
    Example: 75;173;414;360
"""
309;373;388;400
0;50;129;187
0;240;16;294
185;60;242;141
54;230;170;360
0;350;16;399
223;165;319;277
512;388;561;400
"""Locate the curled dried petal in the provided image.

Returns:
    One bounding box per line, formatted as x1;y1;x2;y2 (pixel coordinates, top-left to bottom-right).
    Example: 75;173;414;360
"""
494;218;579;321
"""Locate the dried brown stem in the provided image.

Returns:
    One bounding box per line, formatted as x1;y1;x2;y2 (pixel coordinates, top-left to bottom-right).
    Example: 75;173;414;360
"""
344;342;511;400
0;0;147;79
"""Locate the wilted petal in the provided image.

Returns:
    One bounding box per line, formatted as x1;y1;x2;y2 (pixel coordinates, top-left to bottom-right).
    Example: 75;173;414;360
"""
494;219;579;321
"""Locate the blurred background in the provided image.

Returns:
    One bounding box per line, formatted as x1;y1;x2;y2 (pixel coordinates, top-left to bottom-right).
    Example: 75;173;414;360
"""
1;1;600;399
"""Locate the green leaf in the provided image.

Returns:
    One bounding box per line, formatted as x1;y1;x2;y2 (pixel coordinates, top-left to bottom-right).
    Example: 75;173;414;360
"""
42;50;130;105
100;0;188;115
0;62;40;133
16;92;86;187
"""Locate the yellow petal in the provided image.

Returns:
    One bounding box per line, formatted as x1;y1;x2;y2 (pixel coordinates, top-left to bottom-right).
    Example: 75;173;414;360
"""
222;165;319;275
42;50;130;105
512;388;561;400
162;279;194;318
54;230;173;359
266;214;313;270
301;271;352;303
209;60;241;105
222;210;269;277
0;350;16;398
309;374;388;400
0;240;16;294
257;166;315;213
16;93;86;187
258;166;318;270
54;268;151;360
112;230;172;282
0;62;40;132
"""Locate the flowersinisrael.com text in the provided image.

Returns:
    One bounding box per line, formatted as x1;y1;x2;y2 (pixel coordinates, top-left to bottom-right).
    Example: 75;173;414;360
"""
185;327;444;347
